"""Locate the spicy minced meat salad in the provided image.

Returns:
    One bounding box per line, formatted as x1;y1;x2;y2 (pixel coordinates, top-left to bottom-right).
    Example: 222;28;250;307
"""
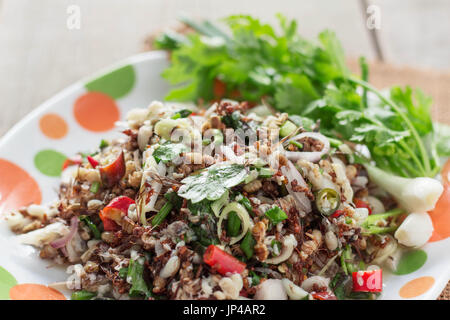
5;100;440;300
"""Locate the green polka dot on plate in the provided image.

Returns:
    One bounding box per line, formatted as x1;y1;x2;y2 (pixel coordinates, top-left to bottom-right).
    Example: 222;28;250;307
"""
34;149;67;177
85;65;136;99
394;249;427;275
0;266;17;300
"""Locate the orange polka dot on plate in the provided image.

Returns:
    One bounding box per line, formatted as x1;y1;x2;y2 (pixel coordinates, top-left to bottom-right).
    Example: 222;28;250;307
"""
399;276;435;299
9;284;66;300
39;113;68;139
74;92;120;132
0;159;41;213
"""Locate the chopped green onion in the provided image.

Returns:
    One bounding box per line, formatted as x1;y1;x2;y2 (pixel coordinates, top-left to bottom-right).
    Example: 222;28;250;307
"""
172;109;192;119
326;136;343;148
227;211;241;237
265;206;288;225
90;181;100;193
119;267;128;279
271;239;282;256
289;140;303;149
211;129;224;145
71;290;96;300
361;208;404;235
258;167;275;178
249;271;261;286
279;120;297;137
237;196;253;216
79;215;101;239
240;231;255;259
99;139;109;149
151;202;173;226
164;191;183;210
315;188;340;216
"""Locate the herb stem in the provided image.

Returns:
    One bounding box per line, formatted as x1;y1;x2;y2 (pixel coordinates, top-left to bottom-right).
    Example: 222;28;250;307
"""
349;76;432;176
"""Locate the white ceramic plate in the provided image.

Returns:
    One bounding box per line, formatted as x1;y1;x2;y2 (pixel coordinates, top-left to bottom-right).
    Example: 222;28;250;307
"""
0;51;448;300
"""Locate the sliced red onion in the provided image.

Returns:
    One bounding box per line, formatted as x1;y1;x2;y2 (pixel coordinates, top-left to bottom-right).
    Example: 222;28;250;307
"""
50;216;78;249
281;160;312;213
286;132;330;163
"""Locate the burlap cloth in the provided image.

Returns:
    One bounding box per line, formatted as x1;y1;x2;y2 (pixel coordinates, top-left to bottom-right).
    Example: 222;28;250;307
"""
144;35;450;298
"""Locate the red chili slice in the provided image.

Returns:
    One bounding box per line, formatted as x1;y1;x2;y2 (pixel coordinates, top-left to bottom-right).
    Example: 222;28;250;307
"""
87;156;99;168
203;245;246;275
354;198;372;215
99;151;126;187
352;269;383;292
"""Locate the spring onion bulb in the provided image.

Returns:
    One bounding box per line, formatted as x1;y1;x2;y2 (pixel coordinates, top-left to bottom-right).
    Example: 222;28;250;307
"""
365;164;443;213
394;212;434;247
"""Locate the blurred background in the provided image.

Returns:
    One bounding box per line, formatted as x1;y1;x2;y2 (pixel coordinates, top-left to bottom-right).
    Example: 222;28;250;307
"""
0;0;449;137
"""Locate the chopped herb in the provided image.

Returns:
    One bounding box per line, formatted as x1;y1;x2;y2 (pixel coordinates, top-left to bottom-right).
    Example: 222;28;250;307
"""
227;211;241;237
258;167;275;178
264;206;288;225
151;202;173;226
99;139;109;149
249;271;261;286
119;267;128;279
171;109;192;119
240;231;255;259
90;181;100;193
289;140;303;149
271;239;282;256
153;142;188;163
178;163;248;203
71;290;96;300
79;215;101;239
279;120;297;137
164;191;183;210
127;258;152;299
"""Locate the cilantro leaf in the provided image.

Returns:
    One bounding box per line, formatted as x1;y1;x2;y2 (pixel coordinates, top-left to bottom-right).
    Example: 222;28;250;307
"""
264;206;288;225
153;142;188;163
127;258;152;299
178;163;248;203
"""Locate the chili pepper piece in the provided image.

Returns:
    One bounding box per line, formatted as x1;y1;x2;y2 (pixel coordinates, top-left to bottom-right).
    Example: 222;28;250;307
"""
62;156;83;171
311;291;337;300
354;198;372;215
203;245;246;275
99;151;126;187
100;196;135;231
87;156;99;168
352;269;382;292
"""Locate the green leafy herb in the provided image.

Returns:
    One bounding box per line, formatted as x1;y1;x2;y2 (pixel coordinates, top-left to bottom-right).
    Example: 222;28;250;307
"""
99;139;109;149
178;163;248;203
90;181;100;193
249;270;261;286
79;215;101;239
157;14;442;178
164;191;183;210
119;267;128;279
151;202;173;226
153;142;188;163
240;231;255;259
227;211;241;237
264;206;288;225
71;290;96;300
127;258;152;299
171;109;193;119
